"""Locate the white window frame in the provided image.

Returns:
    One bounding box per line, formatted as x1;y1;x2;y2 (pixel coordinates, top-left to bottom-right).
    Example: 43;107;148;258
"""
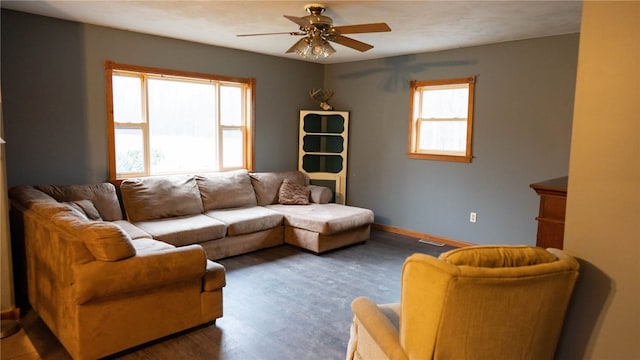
408;77;475;163
105;61;254;180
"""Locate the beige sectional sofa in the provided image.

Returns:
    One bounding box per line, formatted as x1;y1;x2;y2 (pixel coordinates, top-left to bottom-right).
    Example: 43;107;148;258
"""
9;169;373;359
117;169;374;258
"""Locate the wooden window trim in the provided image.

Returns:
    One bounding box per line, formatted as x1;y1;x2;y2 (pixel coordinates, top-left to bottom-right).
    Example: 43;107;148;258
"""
105;61;255;181
407;76;475;163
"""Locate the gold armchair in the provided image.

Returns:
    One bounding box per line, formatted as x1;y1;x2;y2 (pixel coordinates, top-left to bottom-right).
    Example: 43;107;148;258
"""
346;246;579;360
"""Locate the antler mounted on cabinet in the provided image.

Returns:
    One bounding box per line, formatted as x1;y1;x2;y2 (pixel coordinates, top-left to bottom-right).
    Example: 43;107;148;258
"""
309;88;334;110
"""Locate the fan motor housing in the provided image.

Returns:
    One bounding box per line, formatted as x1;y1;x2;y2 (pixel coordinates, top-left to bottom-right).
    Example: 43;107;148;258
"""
304;3;332;28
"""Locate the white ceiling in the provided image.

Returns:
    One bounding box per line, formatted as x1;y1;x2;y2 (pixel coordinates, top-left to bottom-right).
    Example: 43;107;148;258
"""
1;1;583;64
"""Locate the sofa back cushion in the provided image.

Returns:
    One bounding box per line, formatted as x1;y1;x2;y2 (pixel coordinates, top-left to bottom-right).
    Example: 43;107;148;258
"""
250;171;307;206
120;175;204;222
35;183;123;221
196;170;257;210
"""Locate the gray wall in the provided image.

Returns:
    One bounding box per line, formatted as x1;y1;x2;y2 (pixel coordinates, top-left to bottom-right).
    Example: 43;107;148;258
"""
325;34;578;245
2;9;579;246
1;10;322;186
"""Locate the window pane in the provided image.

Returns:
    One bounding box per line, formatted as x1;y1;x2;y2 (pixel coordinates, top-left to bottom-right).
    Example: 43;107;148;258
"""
115;127;144;173
222;129;243;168
147;78;217;173
421;86;469;119
112;75;143;123
419;120;467;154
220;86;242;126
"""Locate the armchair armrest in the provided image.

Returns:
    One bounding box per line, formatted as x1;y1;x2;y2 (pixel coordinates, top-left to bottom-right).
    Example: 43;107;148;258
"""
73;244;207;304
348;297;408;360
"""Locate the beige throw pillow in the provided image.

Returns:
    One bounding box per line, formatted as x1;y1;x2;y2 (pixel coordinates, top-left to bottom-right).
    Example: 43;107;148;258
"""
278;179;310;205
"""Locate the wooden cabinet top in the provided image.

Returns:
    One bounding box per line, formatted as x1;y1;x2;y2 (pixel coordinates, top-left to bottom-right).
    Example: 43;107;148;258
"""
530;176;568;196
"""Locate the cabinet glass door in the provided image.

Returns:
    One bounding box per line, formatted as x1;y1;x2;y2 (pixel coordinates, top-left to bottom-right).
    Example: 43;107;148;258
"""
302;135;344;153
302;154;343;173
303;114;345;133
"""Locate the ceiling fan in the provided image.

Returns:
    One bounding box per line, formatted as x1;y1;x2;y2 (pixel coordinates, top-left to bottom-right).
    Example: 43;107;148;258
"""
237;3;391;59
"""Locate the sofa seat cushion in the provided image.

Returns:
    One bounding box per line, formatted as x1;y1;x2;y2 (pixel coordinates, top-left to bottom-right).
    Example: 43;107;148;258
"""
111;220;151;240
205;206;283;236
132;214;226;247
267;204;374;235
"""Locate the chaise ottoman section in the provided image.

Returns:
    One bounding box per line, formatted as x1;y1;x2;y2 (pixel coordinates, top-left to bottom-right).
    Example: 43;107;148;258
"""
266;203;374;253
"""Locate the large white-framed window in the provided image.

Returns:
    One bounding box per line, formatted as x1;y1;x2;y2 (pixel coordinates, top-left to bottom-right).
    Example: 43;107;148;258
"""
105;61;254;180
408;77;475;163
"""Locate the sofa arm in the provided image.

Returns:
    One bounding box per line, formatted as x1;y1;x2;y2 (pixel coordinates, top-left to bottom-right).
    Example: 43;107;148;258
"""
72;245;207;304
308;185;333;204
348;297;408;360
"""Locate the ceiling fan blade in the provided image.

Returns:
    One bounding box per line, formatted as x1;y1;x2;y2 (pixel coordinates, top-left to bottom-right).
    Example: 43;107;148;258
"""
283;15;309;28
331;22;391;35
330;35;374;52
237;31;305;37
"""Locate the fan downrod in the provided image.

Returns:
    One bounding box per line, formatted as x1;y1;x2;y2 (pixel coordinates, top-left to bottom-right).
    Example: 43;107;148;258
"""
304;3;326;15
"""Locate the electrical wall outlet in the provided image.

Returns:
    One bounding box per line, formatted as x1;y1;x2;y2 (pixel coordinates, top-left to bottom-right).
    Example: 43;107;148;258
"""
469;212;477;223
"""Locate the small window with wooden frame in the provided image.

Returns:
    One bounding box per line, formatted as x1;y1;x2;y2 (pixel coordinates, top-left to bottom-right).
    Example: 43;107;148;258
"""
408;77;475;162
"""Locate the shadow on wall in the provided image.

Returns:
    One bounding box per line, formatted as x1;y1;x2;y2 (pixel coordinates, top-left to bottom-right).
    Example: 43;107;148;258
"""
556;258;612;359
2;9;90;186
338;54;476;92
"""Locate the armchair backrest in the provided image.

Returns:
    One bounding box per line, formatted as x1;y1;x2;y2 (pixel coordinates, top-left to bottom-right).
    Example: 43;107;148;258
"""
400;246;579;359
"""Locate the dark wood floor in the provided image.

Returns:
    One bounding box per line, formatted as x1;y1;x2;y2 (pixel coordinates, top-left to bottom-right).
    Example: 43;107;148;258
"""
12;230;455;360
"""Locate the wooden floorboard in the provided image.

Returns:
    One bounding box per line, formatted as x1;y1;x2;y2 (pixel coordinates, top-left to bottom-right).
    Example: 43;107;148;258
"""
14;229;455;360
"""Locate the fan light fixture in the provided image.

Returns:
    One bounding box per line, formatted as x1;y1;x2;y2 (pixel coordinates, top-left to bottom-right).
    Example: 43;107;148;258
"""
237;3;391;61
291;35;335;59
288;35;335;59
